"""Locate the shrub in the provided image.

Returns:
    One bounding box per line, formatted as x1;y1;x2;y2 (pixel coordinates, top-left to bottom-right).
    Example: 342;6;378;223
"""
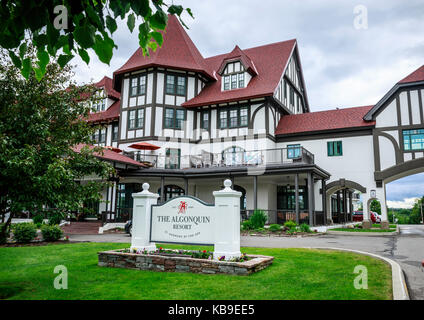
32;214;44;225
13;223;37;243
249;210;267;229
269;224;281;232
299;223;311;233
47;212;63;226
242;220;253;231
41;224;63;242
0;223;9;244
284;220;297;230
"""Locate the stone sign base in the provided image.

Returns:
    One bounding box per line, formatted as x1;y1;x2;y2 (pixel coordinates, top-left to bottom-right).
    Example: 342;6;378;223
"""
98;249;273;275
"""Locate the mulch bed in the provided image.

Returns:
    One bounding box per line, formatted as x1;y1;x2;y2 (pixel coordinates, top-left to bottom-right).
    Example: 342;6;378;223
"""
241;231;324;237
0;240;83;247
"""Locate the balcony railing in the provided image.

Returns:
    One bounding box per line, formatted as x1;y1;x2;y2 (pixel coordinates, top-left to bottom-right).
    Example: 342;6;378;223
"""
124;147;314;169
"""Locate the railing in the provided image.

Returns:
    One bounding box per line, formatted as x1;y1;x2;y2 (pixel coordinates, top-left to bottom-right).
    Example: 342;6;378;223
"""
125;147;314;169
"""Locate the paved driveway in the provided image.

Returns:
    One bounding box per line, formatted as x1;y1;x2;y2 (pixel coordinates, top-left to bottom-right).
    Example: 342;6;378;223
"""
69;225;424;300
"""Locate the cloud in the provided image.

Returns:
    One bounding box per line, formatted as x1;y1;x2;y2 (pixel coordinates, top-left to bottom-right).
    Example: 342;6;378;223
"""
387;198;419;209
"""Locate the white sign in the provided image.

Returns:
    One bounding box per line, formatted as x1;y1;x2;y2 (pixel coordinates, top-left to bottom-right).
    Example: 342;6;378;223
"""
130;180;242;260
150;197;214;245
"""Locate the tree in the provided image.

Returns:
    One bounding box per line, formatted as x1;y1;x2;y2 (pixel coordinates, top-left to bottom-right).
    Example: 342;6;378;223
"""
1;1;191;80
370;199;381;215
0;47;113;238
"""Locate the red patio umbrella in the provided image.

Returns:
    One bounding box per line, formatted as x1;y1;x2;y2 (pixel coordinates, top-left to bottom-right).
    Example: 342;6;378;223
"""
129;142;160;162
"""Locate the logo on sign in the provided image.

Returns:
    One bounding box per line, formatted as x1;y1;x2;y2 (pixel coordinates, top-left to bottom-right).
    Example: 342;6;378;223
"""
178;201;187;214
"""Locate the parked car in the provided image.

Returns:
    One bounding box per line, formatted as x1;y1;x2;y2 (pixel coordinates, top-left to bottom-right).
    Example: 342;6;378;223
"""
352;211;363;222
370;211;381;223
125;220;132;236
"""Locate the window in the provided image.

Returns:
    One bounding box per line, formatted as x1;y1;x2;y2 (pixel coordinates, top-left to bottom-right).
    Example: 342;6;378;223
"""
164;108;185;129
222;146;245;166
224;76;230;90
231;74;237;89
219;107;249;129
99;128;106;143
158;185;185;201
290;87;294;106
165;75;186;95
229;109;238;128
240;107;248;126
165;149;181;169
128;108;144;130
284;81;287;100
277;185;308;210
403;129;424;151
328;141;343;157
287;144;301;159
219;110;228;128
130;75;147;97
177;76;186;95
238;73;244;88
201;111;209;130
112;123;119;141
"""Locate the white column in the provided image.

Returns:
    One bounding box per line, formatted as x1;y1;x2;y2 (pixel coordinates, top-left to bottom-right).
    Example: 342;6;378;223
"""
362;191;372;228
130;183;159;252
378;184;389;229
212;180;242;260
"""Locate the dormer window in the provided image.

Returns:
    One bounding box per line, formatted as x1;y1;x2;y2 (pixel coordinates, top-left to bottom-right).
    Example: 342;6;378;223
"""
92;90;106;112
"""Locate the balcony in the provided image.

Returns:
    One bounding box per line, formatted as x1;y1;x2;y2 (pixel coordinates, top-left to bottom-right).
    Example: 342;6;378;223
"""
124;147;314;170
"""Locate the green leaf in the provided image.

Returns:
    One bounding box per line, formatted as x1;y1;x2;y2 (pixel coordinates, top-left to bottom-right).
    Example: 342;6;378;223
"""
148;41;158;51
186;8;194;18
9;51;21;69
78;48;90;65
127;13;135;32
85;5;104;30
47;22;60;49
92;35;114;65
33;67;45;82
37;49;49;72
149;10;168;30
106;15;117;34
57;54;74;68
168;5;183;16
150;31;163;46
130;0;151;17
73;24;96;49
21;58;32;79
19;43;27;58
33;34;48;48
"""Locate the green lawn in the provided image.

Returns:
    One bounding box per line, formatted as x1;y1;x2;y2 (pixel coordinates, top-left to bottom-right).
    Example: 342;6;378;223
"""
0;242;392;300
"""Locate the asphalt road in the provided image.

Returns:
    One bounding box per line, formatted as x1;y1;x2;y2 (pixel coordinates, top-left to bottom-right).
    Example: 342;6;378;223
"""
69;225;424;300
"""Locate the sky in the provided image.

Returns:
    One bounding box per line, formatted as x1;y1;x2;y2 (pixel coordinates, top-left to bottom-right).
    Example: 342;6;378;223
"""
71;0;424;208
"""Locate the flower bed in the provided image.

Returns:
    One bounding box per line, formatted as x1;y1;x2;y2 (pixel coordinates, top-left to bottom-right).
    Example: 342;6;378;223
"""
98;249;273;275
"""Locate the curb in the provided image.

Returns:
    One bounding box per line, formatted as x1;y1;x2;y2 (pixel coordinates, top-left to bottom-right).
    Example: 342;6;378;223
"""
326;225;400;236
308;247;409;300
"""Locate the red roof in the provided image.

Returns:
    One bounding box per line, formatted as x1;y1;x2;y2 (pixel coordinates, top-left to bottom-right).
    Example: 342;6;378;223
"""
72;144;145;167
275;105;375;136
87;100;120;123
218;45;258;76
182;39;297;108
398;65;424;84
95;76;121;100
113;15;214;83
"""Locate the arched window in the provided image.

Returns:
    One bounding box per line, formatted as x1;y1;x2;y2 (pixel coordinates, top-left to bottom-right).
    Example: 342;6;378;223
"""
158;185;185;202
233;185;247;210
222;146;245;166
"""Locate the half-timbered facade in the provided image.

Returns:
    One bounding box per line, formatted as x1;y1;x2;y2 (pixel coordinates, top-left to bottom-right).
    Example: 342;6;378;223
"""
84;14;424;228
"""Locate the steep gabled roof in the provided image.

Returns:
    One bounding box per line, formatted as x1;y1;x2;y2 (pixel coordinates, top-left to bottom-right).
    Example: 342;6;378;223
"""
276;105;375;136
113;14;214;90
364;65;424;121
217;45;258;76
183;39;297;108
398;65;424;84
95;76;120;100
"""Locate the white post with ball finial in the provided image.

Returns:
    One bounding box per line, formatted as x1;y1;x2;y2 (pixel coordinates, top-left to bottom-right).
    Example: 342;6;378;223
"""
130;183;159;252
213;179;242;260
